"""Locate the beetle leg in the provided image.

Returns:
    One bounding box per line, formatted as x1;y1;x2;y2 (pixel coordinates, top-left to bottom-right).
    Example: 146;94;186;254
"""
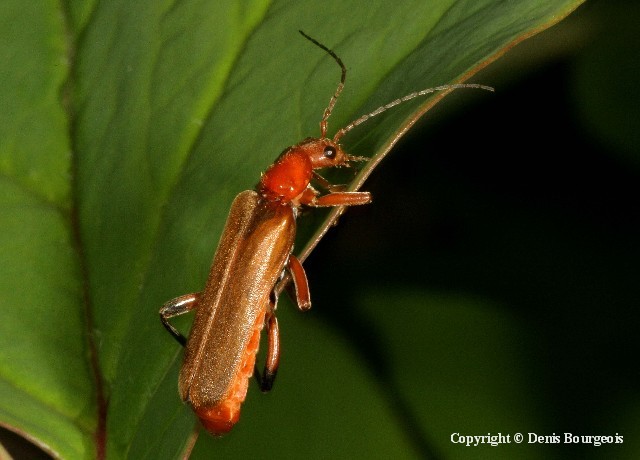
287;254;311;311
261;312;280;392
305;190;372;207
297;185;319;205
159;293;200;347
312;171;347;193
254;306;281;393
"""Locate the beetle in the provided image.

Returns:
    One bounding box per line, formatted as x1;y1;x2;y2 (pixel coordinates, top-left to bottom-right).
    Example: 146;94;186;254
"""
160;30;493;435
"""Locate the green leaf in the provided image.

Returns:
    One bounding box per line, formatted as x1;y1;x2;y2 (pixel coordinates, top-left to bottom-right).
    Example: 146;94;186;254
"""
0;0;585;458
0;1;93;459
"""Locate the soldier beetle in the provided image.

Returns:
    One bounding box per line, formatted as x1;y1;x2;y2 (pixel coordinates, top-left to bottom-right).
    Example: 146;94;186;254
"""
160;31;493;435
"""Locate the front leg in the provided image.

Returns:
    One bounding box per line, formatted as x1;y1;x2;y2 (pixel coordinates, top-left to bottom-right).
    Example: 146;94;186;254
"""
159;293;200;346
298;185;372;207
312;171;347;193
308;191;371;207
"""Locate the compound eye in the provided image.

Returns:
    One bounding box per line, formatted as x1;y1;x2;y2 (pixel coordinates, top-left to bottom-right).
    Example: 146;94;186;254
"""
323;145;337;159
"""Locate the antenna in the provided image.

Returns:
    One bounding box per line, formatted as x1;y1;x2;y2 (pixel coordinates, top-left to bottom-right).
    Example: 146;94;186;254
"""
299;30;346;138
299;31;494;143
333;83;494;142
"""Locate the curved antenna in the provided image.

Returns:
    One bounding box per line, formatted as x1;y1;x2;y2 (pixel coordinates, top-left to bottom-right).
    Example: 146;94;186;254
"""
299;30;346;138
333;83;494;143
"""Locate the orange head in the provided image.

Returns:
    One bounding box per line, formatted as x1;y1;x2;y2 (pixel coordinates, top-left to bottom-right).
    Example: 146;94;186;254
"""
257;137;363;204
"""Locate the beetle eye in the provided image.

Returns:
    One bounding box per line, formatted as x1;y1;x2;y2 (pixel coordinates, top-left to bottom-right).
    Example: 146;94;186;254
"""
323;145;337;159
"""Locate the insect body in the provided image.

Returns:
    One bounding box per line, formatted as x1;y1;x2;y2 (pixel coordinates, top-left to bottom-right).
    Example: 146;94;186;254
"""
160;138;369;434
160;31;493;435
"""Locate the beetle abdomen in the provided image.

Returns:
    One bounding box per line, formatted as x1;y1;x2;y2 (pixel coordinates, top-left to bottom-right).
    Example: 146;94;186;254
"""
179;190;295;433
195;307;266;435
